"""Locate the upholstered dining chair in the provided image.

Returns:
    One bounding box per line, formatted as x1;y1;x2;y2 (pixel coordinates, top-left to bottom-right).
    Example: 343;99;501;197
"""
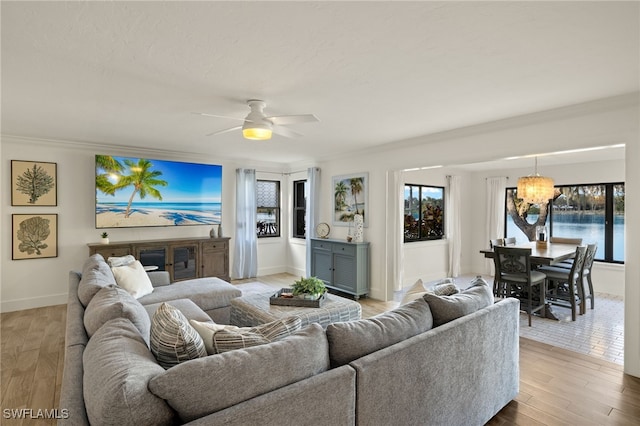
538;245;587;321
493;246;547;326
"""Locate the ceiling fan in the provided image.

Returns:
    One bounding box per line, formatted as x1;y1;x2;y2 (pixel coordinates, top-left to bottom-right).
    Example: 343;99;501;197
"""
196;100;319;140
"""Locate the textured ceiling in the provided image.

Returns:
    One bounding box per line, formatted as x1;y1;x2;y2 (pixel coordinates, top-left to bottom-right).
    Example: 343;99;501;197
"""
1;1;638;166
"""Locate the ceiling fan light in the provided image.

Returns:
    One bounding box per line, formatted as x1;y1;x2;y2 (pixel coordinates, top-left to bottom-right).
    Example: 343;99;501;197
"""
242;126;272;140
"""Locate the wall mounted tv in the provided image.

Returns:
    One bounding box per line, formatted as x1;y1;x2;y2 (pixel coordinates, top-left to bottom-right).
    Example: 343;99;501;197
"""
95;155;222;229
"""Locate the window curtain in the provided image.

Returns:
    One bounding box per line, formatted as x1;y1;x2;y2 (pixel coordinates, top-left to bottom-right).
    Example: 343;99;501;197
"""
305;167;321;276
386;170;405;292
486;176;507;274
446;175;462;277
232;168;258;279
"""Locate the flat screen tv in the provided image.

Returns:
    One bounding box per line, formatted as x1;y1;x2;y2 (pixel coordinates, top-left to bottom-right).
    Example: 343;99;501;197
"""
95;155;222;229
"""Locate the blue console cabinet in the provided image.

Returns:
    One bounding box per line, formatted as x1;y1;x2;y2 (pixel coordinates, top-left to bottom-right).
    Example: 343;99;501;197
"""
310;238;369;299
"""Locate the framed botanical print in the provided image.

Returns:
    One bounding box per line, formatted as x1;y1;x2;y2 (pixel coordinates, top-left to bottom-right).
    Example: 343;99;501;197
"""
11;160;57;206
332;172;368;226
12;214;58;260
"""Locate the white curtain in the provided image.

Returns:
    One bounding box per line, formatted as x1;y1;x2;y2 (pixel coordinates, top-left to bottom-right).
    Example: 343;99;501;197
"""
387;170;405;292
305;167;321;276
232;168;258;279
485;176;508;274
446;175;462;277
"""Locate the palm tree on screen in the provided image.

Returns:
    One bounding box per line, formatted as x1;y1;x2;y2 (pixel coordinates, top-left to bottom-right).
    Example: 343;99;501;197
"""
95;155;124;196
113;158;168;218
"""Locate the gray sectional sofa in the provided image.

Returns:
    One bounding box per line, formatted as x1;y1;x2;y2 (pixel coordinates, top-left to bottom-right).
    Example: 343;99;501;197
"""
59;254;520;426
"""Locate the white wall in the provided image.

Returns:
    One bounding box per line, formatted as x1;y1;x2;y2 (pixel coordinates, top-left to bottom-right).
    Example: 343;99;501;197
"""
0;137;290;312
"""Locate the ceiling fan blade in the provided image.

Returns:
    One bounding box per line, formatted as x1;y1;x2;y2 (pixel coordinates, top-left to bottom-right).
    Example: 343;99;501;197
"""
206;125;242;137
272;125;303;139
193;112;246;121
267;114;319;125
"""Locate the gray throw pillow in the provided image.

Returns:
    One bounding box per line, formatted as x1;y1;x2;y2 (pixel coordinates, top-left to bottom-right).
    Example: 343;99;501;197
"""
326;298;433;367
148;323;330;423
423;276;494;326
83;318;176;426
77;254;116;307
150;303;207;369
84;284;151;346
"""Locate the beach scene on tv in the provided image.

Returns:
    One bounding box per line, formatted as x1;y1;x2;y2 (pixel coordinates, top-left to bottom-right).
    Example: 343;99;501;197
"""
96;155;222;228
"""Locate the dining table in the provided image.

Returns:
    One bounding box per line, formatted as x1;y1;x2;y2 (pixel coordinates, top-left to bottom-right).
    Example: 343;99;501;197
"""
479;241;579;265
480;241;580;320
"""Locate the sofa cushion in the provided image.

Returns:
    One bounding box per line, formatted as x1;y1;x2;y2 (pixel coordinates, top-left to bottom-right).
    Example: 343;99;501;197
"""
84;284;151;346
401;278;458;305
326;298;433;367
423;276;494;326
150;303;207;369
83;318;176;426
77;254;116;307
148;323;330;423
137;277;241;312
111;260;154;299
190;316;302;354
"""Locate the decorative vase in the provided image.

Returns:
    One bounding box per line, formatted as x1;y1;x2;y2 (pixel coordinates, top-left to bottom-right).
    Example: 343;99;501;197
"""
217;223;223;238
100;237;109;245
209;227;217;238
353;214;364;242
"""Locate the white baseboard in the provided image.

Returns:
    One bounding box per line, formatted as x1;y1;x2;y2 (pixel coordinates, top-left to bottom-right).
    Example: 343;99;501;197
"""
1;293;67;313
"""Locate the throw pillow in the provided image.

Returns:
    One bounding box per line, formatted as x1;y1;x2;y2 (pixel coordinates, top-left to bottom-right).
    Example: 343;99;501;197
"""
150;303;207;369
400;279;428;305
84;284;151;346
111;260;154;299
326;298;433;367
107;254;136;267
77;254;117;307
423;276;494;327
190;316;302;355
432;282;459;296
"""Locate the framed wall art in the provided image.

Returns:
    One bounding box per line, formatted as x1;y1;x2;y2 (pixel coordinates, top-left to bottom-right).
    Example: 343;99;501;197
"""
11;160;58;206
332;172;368;226
12;214;58;260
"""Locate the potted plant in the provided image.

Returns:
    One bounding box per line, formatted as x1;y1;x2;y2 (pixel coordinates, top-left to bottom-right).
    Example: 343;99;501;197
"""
100;232;109;245
291;276;326;300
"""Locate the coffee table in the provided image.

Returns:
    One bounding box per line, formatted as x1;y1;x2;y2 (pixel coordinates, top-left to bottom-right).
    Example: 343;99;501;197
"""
230;291;362;328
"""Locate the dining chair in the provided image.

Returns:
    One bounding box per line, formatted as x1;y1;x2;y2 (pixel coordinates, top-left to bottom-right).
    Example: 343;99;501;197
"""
553;243;597;314
504;237;516;245
538;245;587;321
493;246;547;326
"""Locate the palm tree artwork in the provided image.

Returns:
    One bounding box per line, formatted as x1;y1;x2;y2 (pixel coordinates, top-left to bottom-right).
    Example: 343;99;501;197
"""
333;174;367;224
112;158;168;218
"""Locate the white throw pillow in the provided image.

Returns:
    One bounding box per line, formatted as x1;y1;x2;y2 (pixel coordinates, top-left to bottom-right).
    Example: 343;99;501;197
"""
107;254;136;267
111;260;154;299
400;279;428;305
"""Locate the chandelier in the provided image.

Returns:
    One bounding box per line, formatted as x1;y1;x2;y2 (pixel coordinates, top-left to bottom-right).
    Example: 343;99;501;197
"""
516;157;555;204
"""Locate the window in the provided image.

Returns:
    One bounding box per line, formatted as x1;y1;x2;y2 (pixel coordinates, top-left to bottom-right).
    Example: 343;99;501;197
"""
404;184;445;242
505;182;624;263
256;180;280;238
293;179;307;238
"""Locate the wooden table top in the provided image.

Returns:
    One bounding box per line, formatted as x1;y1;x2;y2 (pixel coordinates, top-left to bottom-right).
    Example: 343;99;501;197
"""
480;241;579;265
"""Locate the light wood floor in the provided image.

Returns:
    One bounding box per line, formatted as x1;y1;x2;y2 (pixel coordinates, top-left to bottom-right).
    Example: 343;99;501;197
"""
2;274;639;425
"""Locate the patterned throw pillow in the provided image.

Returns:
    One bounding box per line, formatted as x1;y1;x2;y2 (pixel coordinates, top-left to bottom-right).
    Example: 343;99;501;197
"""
190;316;302;355
150;303;207;369
432;282;459;296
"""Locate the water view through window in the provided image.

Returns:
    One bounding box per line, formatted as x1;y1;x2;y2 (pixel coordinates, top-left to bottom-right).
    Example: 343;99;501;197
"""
505;183;624;263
